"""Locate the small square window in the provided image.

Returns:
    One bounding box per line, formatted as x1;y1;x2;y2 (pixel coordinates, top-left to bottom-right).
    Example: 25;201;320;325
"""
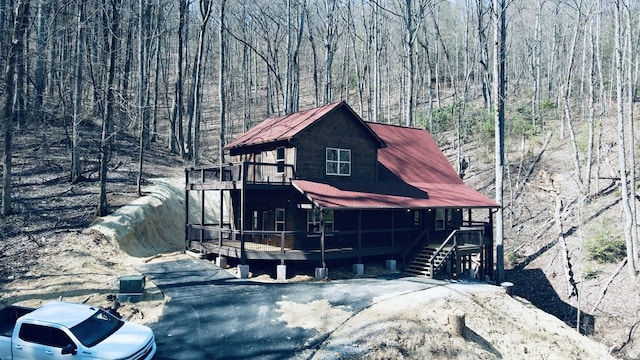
326;148;351;176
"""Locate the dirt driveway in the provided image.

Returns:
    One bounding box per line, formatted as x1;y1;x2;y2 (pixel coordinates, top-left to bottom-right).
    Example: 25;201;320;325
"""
139;257;615;360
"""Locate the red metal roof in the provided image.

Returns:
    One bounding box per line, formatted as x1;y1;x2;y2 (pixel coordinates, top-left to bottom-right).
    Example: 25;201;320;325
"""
292;122;499;209
225;101;383;150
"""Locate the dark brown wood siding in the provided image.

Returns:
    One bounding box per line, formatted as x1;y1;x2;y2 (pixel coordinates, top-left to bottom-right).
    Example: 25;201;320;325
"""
294;108;379;182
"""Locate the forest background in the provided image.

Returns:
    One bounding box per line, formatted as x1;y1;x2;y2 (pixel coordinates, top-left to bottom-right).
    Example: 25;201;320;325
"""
1;0;640;358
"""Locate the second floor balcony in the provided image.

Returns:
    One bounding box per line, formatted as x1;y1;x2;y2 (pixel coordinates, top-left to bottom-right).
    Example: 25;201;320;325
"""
186;162;295;190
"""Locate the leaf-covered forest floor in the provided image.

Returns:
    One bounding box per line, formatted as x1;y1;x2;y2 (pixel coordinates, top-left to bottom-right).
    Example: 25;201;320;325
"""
0;113;638;359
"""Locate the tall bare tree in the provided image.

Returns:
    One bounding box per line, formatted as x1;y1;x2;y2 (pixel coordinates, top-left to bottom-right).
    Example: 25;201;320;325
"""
168;0;187;156
218;0;227;164
613;0;636;278
190;0;213;165
71;1;85;184
493;0;506;283
2;0;29;216
97;0;122;216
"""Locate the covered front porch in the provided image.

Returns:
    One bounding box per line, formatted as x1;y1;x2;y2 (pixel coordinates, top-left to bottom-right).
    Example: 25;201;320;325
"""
186;216;494;280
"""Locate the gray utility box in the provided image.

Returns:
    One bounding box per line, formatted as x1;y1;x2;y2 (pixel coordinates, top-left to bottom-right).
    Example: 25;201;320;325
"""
117;275;145;303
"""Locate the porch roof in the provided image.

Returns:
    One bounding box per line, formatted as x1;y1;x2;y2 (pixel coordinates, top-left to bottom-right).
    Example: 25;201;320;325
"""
292;179;499;210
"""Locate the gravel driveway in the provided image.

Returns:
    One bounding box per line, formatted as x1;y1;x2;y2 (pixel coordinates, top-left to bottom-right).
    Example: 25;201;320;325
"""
140;258;444;360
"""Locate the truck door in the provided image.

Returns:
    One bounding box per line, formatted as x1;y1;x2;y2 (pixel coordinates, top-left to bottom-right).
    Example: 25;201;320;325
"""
13;323;77;360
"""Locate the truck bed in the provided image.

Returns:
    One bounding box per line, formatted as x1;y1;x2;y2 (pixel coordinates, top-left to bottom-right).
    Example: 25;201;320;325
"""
0;306;34;337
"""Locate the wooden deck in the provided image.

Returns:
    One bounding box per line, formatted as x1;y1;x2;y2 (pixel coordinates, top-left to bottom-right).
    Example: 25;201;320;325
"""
188;239;402;262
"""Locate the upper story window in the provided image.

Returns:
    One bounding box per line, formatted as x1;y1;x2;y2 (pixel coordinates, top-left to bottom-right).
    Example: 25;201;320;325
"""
326;148;351;176
276;147;285;173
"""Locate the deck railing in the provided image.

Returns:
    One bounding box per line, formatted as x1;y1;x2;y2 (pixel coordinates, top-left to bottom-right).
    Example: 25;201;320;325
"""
186;162;295;186
428;226;486;278
186;225;417;255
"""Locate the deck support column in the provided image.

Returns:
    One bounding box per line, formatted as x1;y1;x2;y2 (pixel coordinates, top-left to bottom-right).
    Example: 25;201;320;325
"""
384;211;396;272
218;187;223;250
216;256;227;268
357;211;362;263
240;164;246;265
184;169;190;250
200;170;205;248
316;209;328;279
237;264;250;279
277;264;287;282
352;263;364;276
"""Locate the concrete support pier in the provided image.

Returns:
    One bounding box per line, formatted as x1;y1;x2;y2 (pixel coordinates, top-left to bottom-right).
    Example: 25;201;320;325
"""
385;259;397;271
315;267;328;279
352;263;364;276
237;264;250;279
216;256;227;268
277;265;287;282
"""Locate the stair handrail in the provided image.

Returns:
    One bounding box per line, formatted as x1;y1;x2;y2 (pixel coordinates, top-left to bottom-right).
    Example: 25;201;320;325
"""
400;227;430;269
429;229;459;278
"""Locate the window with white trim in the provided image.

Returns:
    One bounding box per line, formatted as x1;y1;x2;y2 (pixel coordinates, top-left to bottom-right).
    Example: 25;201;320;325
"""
276;147;285;173
275;208;285;231
307;209;334;232
326;148;351;176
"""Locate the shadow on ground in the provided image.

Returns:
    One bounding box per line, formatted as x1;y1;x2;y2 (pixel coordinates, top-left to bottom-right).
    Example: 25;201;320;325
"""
506;268;594;335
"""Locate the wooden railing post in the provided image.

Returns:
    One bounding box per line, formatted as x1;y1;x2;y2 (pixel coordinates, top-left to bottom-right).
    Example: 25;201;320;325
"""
280;231;285;265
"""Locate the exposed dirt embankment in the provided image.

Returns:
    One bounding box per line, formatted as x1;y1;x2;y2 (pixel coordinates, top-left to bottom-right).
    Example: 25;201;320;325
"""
89;178;186;257
0;178;188;325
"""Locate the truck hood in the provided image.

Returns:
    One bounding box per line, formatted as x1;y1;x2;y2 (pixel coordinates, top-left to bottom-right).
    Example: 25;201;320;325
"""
83;322;155;359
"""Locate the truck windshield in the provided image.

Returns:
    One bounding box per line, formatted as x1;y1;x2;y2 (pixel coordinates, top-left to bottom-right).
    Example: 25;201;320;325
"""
70;309;124;347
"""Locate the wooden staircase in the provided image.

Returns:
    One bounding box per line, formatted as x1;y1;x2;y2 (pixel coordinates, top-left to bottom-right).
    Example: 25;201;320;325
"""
405;245;453;278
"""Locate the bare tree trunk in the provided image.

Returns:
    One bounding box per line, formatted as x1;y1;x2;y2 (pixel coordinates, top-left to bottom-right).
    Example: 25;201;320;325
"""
218;0;227;164
304;2;320;107
531;0;543;125
71;1;85;183
191;0;213;166
613;0;637;278
623;0;638;265
323;0;338;104
98;0;121;216
493;0;506;283
34;0;47;111
560;3;585;192
283;0;304;114
137;0;152;195
584;17;595;197
168;0;187;156
2;0;29;216
13;0;28;128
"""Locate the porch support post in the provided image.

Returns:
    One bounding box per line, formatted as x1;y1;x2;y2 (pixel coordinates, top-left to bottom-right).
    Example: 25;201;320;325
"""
353;210;364;276
184;169;190;250
358;211;362;263
384;210;397;271
316;208;328;279
218;188;223;249
240;167;246;265
390;210;395;258
488;209;495;281
320;209;326;269
200;170;205;246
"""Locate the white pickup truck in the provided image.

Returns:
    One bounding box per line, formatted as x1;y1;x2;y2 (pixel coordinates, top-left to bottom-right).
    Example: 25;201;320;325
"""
0;301;156;360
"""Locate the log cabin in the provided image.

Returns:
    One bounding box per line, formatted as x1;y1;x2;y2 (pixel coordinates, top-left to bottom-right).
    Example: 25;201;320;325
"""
185;101;500;280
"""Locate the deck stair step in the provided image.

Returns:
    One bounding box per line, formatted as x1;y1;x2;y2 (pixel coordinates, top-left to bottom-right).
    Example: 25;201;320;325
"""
405;246;453;278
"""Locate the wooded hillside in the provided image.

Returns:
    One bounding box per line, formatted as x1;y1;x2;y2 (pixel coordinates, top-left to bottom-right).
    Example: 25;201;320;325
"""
1;0;639;357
